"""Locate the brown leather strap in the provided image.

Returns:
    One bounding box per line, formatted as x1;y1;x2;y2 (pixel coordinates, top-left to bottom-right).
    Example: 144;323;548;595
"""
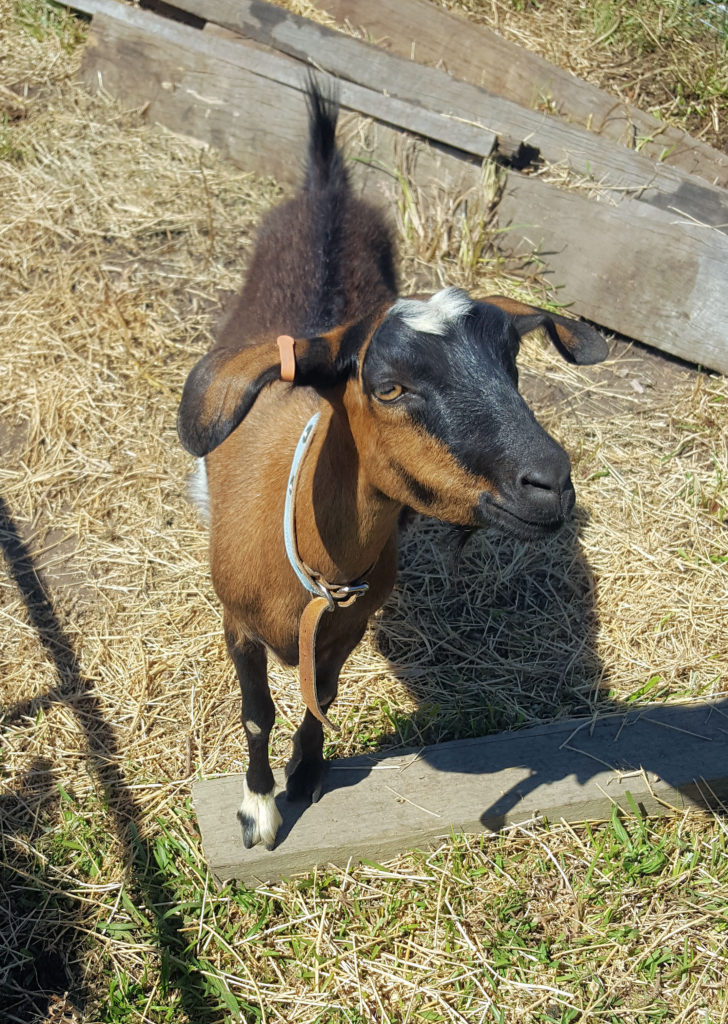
298;596;341;732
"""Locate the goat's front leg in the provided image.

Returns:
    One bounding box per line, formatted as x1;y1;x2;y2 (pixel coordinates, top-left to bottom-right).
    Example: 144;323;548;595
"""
226;627;282;850
285;652;347;804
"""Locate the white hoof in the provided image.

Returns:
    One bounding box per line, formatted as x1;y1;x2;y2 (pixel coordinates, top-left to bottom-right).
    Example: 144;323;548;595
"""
238;780;282;850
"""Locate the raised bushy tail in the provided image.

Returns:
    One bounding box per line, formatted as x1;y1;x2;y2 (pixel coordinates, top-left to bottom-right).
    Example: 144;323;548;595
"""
221;79;397;343
179;80;399;455
301;81;350;332
304;81;346;193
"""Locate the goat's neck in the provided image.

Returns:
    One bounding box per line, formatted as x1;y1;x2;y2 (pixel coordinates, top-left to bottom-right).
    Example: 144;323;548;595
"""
295;401;401;585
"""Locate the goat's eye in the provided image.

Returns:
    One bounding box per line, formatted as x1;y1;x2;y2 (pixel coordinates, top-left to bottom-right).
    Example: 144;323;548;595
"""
373;383;404;402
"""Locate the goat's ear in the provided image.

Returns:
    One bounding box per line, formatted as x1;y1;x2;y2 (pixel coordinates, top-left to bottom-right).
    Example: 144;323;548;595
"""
177;344;279;456
177;329;361;457
485;294;609;365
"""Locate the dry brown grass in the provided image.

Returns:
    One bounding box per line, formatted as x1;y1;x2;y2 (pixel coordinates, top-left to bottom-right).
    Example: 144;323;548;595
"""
435;0;728;149
1;1;727;1021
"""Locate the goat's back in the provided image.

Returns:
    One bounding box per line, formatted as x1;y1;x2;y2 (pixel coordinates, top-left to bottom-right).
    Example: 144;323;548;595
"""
217;87;397;348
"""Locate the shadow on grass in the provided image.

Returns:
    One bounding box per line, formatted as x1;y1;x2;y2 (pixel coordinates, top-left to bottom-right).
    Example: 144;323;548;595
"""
189;496;726;869
0;495;248;1022
273;507;725;848
376;507;604;743
351;508;726;828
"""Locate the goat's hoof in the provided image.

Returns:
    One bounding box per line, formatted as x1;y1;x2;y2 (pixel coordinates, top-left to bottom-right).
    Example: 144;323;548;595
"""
285;757;326;804
238;781;282;850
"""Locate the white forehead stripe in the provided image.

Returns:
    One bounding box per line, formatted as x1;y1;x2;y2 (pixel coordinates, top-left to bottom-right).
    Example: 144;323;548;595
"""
388;287;473;335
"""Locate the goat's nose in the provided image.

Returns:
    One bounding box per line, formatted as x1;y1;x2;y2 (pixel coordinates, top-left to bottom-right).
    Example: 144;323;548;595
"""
516;452;574;518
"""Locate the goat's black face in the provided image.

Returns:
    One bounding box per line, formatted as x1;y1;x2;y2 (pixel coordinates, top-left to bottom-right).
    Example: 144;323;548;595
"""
358;288;575;536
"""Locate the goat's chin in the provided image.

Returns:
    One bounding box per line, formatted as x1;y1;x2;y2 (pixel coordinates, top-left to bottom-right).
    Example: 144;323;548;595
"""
475;500;566;540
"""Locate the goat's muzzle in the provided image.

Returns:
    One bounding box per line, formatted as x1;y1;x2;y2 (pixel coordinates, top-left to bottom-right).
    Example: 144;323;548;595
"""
477;444;575;537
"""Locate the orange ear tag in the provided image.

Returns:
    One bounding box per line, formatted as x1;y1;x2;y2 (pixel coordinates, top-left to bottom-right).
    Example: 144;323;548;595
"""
277;335;296;382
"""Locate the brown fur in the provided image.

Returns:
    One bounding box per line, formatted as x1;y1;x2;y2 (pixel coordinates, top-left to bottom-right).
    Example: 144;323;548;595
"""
205;371;401;667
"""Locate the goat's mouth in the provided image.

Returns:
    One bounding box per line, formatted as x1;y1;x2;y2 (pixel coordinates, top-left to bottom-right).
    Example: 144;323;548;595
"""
476;495;567;538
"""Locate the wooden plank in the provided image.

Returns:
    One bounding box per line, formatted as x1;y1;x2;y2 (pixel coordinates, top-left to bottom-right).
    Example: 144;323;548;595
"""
71;0;496;160
319;0;728;190
78;7;487;191
193;701;728;885
496;172;728;373
76;1;728;374
167;0;728;234
79;16;296;184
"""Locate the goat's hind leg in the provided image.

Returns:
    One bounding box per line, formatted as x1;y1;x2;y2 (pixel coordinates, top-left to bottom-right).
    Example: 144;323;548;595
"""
226;626;282;850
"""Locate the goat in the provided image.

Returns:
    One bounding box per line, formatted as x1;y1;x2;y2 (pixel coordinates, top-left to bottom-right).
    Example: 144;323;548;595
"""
177;84;608;850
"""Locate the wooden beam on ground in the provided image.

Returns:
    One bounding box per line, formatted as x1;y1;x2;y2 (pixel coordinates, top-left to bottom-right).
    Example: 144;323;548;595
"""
193;701;728;886
320;0;728;190
495;174;728;373
71;0;496;162
75;0;728;373
167;0;728;235
77;4;491;193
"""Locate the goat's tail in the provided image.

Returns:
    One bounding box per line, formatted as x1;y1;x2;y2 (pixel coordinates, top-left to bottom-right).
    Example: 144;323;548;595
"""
300;79;350;331
304;79;347;194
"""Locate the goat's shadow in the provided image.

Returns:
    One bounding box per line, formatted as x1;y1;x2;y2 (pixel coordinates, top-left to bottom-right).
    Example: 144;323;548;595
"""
304;505;727;831
376;508;603;743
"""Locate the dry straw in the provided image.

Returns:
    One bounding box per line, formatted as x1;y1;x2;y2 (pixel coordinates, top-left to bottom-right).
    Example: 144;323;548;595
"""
1;0;727;1021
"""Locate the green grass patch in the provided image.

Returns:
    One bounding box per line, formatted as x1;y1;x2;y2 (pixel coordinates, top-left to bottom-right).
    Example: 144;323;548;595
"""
15;0;88;50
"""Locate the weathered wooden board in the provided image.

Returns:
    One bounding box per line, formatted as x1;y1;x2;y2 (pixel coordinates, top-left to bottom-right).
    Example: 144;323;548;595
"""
72;0;496;160
320;0;728;190
78;7;489;191
167;0;728;234
496;174;728;374
76;0;728;374
193;701;728;886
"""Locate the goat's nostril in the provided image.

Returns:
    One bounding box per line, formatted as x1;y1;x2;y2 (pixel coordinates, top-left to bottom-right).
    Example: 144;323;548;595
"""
518;466;565;495
520;471;555;493
515;458;574;520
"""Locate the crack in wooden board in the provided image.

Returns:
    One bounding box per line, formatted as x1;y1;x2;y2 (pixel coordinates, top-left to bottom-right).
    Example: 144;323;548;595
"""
316;0;728;189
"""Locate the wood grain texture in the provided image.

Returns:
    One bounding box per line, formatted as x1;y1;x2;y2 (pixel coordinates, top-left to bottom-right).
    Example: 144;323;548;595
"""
76;0;728;373
193;701;728;885
78;9;487;195
73;0;495;160
167;0;728;234
319;0;728;189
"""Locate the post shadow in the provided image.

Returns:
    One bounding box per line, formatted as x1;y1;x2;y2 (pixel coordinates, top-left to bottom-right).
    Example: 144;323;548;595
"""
0;495;231;1022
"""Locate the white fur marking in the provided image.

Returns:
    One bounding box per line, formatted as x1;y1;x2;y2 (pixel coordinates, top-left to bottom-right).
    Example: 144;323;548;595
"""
388;286;473;335
240;780;282;849
187;457;210;523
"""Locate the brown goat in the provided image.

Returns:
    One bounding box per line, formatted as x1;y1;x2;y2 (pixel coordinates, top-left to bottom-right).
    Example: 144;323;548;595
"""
178;85;608;849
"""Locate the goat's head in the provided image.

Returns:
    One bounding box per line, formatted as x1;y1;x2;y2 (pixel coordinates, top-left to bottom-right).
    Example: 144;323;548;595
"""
178;287;607;537
351;288;607;535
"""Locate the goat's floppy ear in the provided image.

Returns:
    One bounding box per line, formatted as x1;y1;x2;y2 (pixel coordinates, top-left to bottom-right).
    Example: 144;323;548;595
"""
177;327;364;457
177;344;279;457
485;294;609;365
